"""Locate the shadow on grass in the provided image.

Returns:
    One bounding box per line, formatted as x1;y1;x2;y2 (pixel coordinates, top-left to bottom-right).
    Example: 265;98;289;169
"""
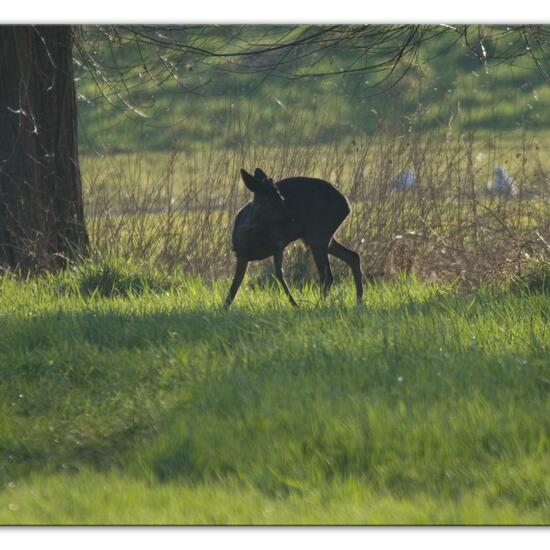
0;282;534;356
1;285;549;505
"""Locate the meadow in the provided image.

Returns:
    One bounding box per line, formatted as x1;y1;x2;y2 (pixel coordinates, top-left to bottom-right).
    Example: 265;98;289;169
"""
0;263;549;524
2;26;550;524
3;120;550;524
76;25;550;152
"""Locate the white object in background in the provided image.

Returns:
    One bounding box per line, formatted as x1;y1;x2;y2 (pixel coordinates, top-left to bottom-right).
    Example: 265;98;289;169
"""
490;166;518;197
394;169;415;191
475;152;486;162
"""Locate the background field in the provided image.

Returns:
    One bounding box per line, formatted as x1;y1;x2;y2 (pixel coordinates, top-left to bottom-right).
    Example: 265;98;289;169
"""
75;26;550;285
76;26;550;152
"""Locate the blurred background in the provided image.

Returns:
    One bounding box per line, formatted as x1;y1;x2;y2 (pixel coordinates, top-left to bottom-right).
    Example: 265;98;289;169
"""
72;25;550;285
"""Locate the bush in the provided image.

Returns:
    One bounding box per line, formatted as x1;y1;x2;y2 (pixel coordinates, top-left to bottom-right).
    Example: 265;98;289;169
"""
515;255;550;294
76;257;169;298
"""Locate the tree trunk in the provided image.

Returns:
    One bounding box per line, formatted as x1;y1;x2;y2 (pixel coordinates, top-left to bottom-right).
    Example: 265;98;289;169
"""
0;25;88;273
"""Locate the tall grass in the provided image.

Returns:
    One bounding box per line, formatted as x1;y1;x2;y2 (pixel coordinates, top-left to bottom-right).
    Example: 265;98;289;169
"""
81;103;550;287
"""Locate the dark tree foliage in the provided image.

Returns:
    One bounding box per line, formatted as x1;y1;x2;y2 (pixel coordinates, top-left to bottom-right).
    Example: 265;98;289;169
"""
0;25;88;273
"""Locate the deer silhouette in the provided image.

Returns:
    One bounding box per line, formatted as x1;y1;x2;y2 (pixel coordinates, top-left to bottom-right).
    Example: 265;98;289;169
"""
224;168;363;307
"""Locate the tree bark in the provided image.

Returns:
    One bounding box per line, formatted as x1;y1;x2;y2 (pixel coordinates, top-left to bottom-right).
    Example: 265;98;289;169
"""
0;25;88;273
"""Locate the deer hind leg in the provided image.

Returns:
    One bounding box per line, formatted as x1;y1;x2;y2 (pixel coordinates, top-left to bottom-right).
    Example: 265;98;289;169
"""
328;238;363;304
308;241;333;298
224;257;248;308
273;249;298;307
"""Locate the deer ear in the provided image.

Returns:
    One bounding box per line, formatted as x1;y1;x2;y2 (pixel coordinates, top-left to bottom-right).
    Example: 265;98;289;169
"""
254;167;269;181
241;169;268;194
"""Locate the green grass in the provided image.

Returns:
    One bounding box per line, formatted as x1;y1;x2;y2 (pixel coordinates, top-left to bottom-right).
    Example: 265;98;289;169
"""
76;25;550;153
0;261;549;524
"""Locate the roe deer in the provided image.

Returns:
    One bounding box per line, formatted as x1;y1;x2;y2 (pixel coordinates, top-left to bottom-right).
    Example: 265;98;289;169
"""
224;168;363;307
